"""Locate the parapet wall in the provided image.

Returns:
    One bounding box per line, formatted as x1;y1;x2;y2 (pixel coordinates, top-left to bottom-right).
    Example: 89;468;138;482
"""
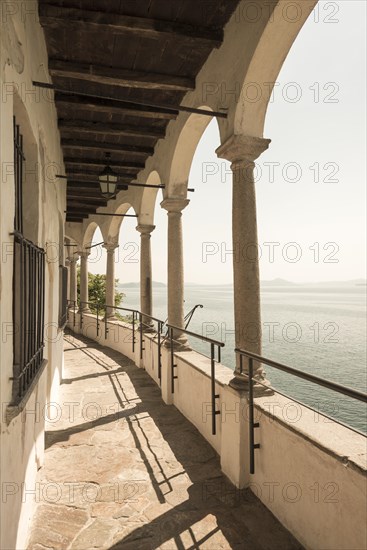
69;311;367;550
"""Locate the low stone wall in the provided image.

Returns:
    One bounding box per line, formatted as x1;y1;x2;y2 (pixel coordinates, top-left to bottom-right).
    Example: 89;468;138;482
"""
68;311;367;550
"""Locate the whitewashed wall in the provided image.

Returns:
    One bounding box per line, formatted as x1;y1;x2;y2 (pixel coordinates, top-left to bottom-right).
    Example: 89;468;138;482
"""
0;4;66;548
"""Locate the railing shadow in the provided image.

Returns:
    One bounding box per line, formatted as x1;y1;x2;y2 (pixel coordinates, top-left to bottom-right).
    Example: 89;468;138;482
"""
49;333;302;550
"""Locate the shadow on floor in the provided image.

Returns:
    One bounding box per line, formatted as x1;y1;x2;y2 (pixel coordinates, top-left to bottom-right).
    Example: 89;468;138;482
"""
46;334;302;550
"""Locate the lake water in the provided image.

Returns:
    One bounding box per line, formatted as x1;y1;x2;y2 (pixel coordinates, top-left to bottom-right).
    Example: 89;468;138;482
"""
121;284;367;434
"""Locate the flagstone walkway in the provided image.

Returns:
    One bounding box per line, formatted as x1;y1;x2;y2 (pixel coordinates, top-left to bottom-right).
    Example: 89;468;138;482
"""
27;333;302;550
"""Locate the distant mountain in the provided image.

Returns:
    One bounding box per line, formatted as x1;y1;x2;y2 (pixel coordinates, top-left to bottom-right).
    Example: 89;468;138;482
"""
119;281;166;288
299;279;367;287
119;279;366;288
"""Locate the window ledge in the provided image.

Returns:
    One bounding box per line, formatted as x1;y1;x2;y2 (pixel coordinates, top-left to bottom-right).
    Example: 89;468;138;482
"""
5;359;48;425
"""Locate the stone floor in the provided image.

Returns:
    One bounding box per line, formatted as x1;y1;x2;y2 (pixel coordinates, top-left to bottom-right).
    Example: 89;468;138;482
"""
27;333;302;550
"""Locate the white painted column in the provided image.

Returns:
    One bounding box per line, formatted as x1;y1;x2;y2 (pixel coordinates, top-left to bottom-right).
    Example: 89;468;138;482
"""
104;242;118;319
78;250;90;312
161;198;189;348
216;134;271;392
68;255;79;307
136;224;155;330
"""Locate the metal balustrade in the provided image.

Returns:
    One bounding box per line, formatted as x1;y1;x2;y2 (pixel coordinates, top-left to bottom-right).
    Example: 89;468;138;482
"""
166;323;224;436
235;348;367;475
65;299;366;468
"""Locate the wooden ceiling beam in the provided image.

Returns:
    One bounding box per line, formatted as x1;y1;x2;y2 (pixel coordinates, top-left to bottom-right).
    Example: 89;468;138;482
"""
67;210;104;216
59;119;165;139
65;171;135;181
49;59;195;92
67;197;108;205
64;158;144;169
67;197;106;203
56;94;177;120
66;212;88;217
66;181;129;191
39;5;223;46
61;139;154;155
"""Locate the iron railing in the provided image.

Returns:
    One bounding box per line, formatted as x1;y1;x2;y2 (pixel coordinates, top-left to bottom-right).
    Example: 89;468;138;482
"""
235;348;367;474
13;117;24;233
184;304;203;329
167;323;224;436
12;231;45;401
66;301;222;433
75;302;164;375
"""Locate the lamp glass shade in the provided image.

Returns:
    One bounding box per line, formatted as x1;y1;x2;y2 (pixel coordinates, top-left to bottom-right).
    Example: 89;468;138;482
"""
99;165;118;198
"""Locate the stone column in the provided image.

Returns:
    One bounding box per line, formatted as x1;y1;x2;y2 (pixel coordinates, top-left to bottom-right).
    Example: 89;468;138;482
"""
161;197;189;348
216;134;271;392
78;250;90;312
68;255;79;307
136;224;155;330
104;242;118;319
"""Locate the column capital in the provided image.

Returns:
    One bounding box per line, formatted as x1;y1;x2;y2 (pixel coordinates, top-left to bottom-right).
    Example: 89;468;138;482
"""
216;134;271;165
78;249;90;259
68;252;79;262
160;197;190;213
103;241;119;253
136;224;155;236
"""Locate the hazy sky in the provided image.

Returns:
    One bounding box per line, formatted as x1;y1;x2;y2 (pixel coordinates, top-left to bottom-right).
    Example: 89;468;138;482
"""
89;0;366;285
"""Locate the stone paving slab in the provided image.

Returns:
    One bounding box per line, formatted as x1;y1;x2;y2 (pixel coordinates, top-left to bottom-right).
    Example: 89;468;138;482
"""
26;334;303;550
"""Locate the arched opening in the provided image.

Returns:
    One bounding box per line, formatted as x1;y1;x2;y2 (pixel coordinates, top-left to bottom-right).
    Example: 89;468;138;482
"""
179;119;233;359
168;108;214;196
86;226;106;277
252;0;366;432
102;203;139;311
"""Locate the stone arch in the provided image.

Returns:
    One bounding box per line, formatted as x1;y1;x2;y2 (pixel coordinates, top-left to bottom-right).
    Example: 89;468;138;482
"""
105;202;137;244
82;221;103;249
233;0;318;138
167;107;218;197
138;170;162;226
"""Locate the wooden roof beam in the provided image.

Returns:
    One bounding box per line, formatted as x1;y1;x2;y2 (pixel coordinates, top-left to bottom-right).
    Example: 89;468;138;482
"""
56;94;176;120
61;139;154;156
58;119;165;139
67;197;108;205
64;158;144;169
39;5;223;47
49;59;195;92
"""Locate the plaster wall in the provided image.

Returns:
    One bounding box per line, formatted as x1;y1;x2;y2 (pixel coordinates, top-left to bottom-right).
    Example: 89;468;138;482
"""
0;4;66;548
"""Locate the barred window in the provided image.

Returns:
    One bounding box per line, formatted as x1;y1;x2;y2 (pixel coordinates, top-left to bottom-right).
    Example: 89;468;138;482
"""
11;118;46;403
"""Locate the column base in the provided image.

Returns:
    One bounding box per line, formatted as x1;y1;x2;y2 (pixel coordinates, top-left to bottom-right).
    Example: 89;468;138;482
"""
104;314;117;322
164;333;191;352
229;372;274;396
78;307;91;314
142;324;156;334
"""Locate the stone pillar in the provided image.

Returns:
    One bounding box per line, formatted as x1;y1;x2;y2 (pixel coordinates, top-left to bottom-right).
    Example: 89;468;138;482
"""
161;197;189;348
136;224;155;330
103;242;118;319
68;255;79;307
216;134;271;392
78;251;90;312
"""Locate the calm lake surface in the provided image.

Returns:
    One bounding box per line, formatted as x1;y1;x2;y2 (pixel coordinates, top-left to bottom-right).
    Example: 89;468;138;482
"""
121;284;367;433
